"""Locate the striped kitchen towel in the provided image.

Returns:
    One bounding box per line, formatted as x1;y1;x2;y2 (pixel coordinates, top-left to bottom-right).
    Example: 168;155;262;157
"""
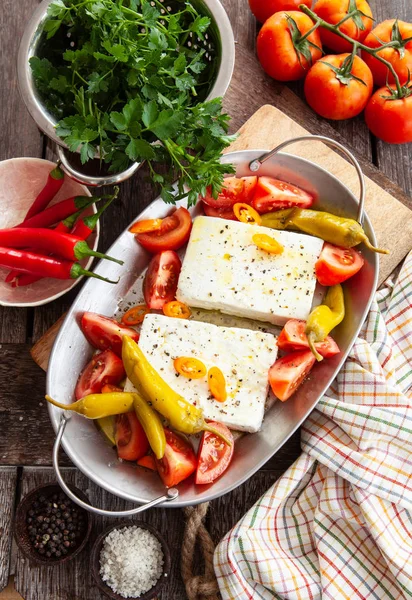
214;251;412;600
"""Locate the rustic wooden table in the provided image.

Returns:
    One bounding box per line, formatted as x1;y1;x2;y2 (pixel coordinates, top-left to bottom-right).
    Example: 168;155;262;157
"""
1;0;412;598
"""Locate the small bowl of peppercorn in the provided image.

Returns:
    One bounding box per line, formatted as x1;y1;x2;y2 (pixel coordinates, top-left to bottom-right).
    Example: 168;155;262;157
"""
14;483;92;566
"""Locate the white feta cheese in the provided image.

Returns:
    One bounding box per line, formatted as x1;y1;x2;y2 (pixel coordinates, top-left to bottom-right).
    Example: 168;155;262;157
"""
176;216;324;326
127;314;277;433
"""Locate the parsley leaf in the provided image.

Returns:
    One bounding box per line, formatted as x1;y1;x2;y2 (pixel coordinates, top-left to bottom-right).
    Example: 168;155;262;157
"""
31;0;234;206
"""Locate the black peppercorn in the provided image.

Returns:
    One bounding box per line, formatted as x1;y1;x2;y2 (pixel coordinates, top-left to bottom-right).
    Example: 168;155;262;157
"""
25;490;87;560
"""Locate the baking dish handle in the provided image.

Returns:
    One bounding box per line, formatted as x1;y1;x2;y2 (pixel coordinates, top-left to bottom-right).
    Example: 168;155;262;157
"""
56;145;141;188
52;413;179;516
249;135;366;224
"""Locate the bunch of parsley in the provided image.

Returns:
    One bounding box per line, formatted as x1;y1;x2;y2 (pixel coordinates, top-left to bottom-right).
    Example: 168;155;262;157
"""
30;0;235;206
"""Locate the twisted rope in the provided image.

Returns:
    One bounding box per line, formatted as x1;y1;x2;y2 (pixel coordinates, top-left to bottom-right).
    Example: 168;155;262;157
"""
181;502;220;600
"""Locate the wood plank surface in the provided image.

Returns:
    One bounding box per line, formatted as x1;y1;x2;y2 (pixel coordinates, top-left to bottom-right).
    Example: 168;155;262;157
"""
14;467;188;600
0;0;44;344
0;468;18;593
1;0;412;598
372;0;412;196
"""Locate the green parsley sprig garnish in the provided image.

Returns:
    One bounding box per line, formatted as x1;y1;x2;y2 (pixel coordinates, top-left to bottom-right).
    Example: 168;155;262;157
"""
30;0;235;206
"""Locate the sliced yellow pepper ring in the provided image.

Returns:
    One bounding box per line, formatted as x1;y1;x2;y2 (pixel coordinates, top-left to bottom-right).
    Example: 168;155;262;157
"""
233;203;262;226
174;357;207;379
252;233;284;255
208;367;227;403
121;304;149;326
163;300;191;319
128;218;163;234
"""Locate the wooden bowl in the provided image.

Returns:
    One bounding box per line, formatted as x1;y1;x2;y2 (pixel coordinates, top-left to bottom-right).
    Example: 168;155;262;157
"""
14;483;92;566
90;521;171;600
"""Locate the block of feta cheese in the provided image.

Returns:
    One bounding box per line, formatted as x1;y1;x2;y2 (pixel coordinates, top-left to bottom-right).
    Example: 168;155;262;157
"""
176;216;324;326
125;313;278;433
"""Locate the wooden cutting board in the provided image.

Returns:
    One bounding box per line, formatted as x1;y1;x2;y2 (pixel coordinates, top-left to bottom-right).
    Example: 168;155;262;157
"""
31;104;412;370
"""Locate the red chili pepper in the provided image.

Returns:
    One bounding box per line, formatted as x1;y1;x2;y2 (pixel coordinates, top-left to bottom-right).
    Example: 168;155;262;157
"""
0;248;118;283
5;202;97;286
24;163;65;221
0;228;124;265
16;193;110;229
71;193;117;240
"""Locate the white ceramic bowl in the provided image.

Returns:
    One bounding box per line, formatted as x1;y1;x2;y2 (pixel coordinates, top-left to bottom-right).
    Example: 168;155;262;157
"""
0;157;99;307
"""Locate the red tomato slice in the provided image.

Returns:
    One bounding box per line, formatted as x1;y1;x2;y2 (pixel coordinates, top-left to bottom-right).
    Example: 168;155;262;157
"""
202;201;237;221
155;429;197;488
143;250;181;310
136;207;192;253
251;177;314;213
115;412;149;461
81;312;140;357
269;350;316;401
195;422;234;485
241;176;258;203
202;177;245;209
75;349;125;400
315;243;365;286
277;320;340;359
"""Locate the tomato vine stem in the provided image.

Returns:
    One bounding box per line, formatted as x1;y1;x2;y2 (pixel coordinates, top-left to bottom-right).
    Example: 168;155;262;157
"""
299;4;404;97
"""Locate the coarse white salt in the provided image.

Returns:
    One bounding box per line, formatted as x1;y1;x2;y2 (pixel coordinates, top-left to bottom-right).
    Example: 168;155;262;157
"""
99;526;164;598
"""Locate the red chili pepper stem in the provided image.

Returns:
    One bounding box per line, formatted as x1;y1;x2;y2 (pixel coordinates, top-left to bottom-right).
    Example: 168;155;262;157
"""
24;162;65;221
70;264;119;284
60;198;97;232
17;193;112;229
71;187;119;239
73;241;123;264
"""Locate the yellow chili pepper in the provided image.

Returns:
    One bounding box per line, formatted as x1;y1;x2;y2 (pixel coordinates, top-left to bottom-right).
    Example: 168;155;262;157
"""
96;416;116;446
263;208;388;254
253;233;284;255
163;300;191;319
122;336;232;445
45;392;135;419
174;357;207;379
208;367;227;402
261;208;296;230
305;284;345;362
133;394;166;459
233;203;262;225
129;218;163;234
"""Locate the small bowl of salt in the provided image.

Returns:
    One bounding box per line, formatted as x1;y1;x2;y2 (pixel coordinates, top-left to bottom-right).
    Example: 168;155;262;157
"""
90;521;170;600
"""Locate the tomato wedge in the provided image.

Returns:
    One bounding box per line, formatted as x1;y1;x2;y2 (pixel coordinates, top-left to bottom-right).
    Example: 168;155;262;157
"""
195;422;234;485
101;384;123;393
75;349;125;400
277;320;340;359
115;412;149;461
269;350;316;401
251;177;314;213
241;176;258;203
202;177;245;209
155;429;197;487
202;201;237;221
81;312;140;357
143;250;181;310
136;207;192;253
315;243;365;286
137;455;157;471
